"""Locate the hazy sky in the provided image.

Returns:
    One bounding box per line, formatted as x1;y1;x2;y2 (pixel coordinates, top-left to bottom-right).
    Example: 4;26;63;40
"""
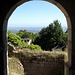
8;1;67;28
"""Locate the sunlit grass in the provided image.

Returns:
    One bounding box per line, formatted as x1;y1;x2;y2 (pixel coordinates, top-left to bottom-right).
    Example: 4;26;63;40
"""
15;48;68;60
8;56;24;75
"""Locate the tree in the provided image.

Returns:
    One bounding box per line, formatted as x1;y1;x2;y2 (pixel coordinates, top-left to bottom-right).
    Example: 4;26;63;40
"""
16;31;24;38
34;20;68;51
16;30;38;43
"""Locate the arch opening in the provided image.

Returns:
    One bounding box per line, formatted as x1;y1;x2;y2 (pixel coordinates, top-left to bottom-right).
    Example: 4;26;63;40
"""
3;0;72;75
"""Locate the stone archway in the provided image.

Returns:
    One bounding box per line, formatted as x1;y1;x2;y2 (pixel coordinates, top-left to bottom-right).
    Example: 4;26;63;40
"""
3;0;72;75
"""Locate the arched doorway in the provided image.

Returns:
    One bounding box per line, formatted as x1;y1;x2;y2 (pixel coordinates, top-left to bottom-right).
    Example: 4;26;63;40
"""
3;0;72;75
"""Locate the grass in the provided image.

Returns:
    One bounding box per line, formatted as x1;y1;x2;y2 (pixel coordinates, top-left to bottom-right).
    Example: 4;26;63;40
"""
8;56;24;75
15;48;68;60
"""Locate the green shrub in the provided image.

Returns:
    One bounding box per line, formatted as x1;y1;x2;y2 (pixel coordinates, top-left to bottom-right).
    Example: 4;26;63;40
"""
28;44;41;50
7;31;42;50
8;31;22;46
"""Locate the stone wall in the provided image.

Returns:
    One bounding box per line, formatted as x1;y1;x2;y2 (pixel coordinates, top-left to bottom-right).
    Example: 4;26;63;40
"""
16;53;64;75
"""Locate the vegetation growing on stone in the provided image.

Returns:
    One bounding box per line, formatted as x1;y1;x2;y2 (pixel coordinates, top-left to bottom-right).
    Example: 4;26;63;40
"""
8;56;24;75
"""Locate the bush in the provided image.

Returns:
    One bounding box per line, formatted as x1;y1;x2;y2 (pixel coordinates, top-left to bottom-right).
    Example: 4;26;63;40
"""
28;44;41;50
8;31;24;47
7;31;42;50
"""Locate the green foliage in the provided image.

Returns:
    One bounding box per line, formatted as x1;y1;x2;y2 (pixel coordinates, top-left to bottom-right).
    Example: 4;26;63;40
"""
34;20;68;51
16;30;38;43
7;31;41;50
16;31;24;38
8;31;22;46
28;44;41;50
62;32;68;44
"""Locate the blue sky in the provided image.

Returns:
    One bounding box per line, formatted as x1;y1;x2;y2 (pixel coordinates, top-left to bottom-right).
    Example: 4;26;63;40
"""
8;1;67;29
